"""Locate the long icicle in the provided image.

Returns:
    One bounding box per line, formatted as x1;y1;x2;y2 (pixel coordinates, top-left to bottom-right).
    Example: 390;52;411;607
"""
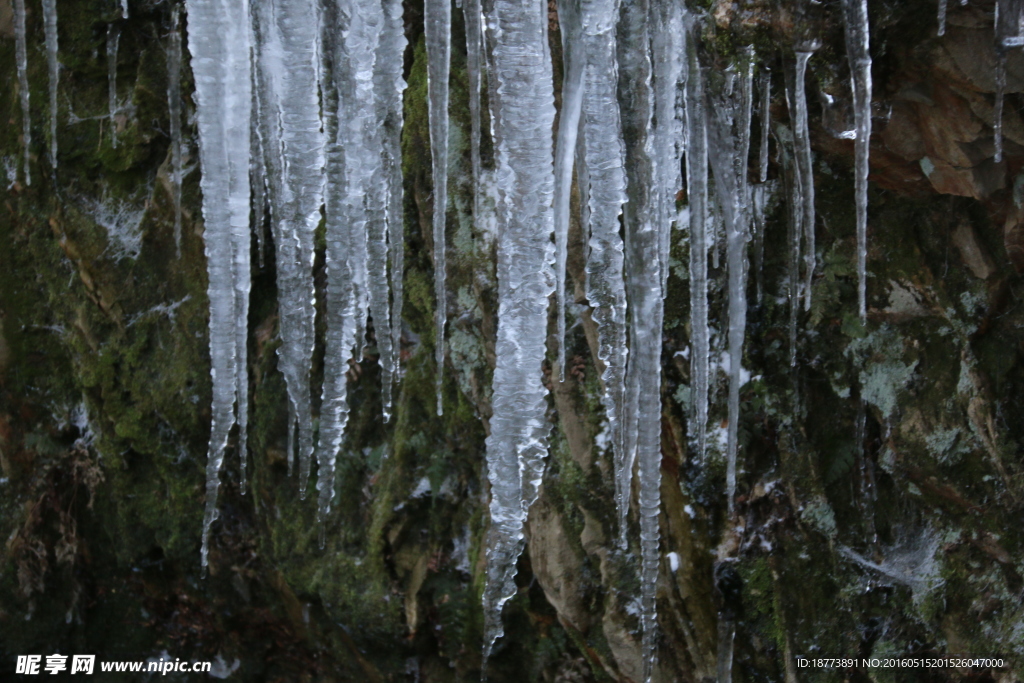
253;0;324;497
481;0;556;662
790;51;815;312
553;0;584;383
618;0;663;677
652;0;684;295
169;6;184;258
382;0;407;397
758;69;770;183
14;0;31;185
843;0;872;321
186;0;252;569
107;25;120;149
706;52;754;516
426;0;451;416
42;0;59;169
579;0;629;548
685;19;709;465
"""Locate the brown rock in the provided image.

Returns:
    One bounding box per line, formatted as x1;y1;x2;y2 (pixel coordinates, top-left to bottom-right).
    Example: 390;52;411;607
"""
920;156;1005;199
952;220;998;279
882;102;927;161
938;25;1024;93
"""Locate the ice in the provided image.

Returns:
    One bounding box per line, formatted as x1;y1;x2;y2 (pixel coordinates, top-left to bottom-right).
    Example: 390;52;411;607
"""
43;0;59;168
185;0;253;568
706;53;754;515
481;0;556;662
758;69;770;183
574;0;630;548
108;26;120;149
553;0;584;382
787;51;815;312
121;0;128;19
317;0;381;529
465;0;485;267
14;0;31;185
618;0;664;677
652;0;685;294
253;0;325;497
685;22;709;465
426;0;451;416
938;0;948;35
842;0;872;320
168;7;184;258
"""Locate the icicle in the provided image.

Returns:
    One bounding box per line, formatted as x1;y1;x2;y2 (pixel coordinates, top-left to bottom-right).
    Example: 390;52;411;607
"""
168;7;184;258
776;125;802;368
14;0;31;186
186;0;252;569
380;0;407;397
253;0;324;498
842;0;872;321
464;0;484;234
121;0;128;19
685;26;709;465
577;0;629;547
481;0;556;662
938;0;948;36
553;0;584;383
42;0;59;169
706;52;754;516
652;0;685;294
426;0;451;416
619;0;663;678
758;69;770;183
108;26;120;149
787;51;815;312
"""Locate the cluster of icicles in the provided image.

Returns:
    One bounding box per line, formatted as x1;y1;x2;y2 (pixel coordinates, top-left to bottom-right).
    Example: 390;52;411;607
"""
6;0;1020;679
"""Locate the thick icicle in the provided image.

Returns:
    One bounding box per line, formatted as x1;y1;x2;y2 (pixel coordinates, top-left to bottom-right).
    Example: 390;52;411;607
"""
121;0;128;19
186;0;252;569
578;0;629;547
758;69;770;183
380;0;407;397
706;54;754;515
481;0;556;661
842;0;871;321
651;0;685;294
317;0;381;531
108;26;120;149
619;0;663;677
14;0;31;185
42;0;58;168
685;22;709;465
553;0;584;382
426;0;451;416
168;7;183;258
253;0;324;497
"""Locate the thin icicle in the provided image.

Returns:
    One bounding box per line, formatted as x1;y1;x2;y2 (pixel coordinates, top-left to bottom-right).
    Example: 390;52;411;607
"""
186;0;252;569
381;0;407;398
14;0;31;185
994;0;1024;164
42;0;59;169
168;7;184;258
577;0;629;547
685;22;709;465
776;125;802;368
464;0;484;231
758;69;770;183
938;0;948;35
253;0;324;498
619;0;663;678
788;51;815;312
481;0;556;662
426;0;451;416
706;52;754;516
553;0;584;383
108;26;120;149
842;0;871;321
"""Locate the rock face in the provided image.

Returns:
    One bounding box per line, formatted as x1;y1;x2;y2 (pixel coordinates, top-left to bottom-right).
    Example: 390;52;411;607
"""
1;0;1024;682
